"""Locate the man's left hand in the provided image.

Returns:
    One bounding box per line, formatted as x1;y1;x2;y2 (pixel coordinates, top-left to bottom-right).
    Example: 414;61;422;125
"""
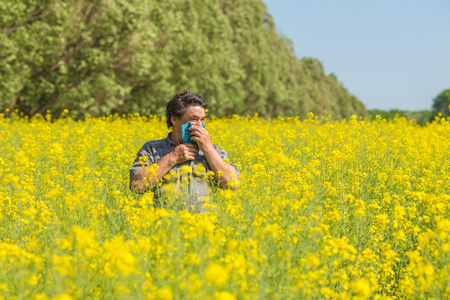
189;125;212;152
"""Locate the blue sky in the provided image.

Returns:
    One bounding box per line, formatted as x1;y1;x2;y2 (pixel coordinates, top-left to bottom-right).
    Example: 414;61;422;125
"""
263;0;450;111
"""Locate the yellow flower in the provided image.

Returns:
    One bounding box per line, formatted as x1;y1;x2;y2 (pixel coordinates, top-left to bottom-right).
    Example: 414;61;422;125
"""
52;294;73;300
352;278;371;298
306;253;321;267
215;291;236;300
156;287;173;300
205;263;230;288
28;274;39;286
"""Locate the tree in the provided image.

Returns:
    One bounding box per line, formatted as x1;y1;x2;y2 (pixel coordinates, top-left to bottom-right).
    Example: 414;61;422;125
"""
0;0;368;119
431;89;450;119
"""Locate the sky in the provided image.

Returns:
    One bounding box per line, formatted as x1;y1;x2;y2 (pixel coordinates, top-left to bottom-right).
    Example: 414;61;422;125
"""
263;0;450;111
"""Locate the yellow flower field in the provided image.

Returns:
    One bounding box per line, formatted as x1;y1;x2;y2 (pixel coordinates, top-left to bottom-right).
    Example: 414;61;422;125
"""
1;110;450;299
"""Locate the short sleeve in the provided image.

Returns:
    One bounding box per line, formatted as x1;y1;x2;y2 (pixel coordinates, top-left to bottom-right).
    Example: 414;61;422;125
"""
129;142;155;182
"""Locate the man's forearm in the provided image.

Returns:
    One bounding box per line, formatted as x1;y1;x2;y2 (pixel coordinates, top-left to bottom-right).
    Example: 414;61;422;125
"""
131;153;176;192
202;146;238;189
131;143;199;193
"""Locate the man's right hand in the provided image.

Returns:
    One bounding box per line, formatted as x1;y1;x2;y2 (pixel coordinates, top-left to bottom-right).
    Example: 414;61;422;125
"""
171;143;198;165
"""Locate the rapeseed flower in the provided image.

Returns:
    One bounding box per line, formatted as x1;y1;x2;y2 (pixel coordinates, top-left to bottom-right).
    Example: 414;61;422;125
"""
205;263;230;288
1;112;450;298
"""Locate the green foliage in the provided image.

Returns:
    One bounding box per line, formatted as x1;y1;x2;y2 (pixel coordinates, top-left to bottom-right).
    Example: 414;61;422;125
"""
431;89;450;119
368;109;433;126
0;0;367;119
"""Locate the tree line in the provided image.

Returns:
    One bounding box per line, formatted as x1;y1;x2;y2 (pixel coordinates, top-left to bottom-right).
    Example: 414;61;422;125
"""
1;0;367;119
368;89;450;126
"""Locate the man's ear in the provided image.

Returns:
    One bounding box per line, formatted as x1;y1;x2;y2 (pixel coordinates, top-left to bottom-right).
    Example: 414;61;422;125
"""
171;115;178;126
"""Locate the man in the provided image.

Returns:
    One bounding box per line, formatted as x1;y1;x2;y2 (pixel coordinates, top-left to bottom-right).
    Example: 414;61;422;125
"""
130;90;239;213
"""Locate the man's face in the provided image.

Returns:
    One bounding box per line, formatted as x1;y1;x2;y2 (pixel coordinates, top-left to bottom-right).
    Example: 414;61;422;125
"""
175;105;206;128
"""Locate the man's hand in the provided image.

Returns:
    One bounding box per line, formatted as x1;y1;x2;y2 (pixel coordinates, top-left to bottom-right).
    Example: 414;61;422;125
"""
189;125;238;189
189;125;212;152
171;143;198;165
131;143;197;193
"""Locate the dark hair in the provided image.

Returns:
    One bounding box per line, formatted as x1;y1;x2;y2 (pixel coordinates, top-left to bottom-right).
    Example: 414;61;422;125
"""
166;89;208;129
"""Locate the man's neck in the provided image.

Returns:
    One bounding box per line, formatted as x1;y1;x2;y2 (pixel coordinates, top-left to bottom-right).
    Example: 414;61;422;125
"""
169;131;183;145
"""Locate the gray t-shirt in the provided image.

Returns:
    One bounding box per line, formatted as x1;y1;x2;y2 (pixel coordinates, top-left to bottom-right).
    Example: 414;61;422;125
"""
130;133;239;213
